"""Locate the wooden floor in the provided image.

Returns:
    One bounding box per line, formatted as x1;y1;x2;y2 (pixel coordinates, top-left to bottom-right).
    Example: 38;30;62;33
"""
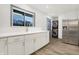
32;38;79;55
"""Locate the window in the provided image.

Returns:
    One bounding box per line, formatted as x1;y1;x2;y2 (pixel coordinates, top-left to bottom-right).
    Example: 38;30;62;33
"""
25;13;33;26
11;5;35;27
13;9;24;26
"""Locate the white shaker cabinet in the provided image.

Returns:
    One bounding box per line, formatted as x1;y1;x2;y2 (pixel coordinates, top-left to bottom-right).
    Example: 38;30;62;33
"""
0;31;49;55
34;33;43;51
25;32;49;55
0;38;7;55
39;32;49;46
8;36;25;55
25;35;35;55
34;32;49;51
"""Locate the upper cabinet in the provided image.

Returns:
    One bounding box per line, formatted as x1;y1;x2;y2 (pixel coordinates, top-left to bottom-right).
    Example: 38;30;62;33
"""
11;5;35;27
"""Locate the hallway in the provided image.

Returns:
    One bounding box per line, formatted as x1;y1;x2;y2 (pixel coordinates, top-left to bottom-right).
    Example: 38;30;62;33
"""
32;38;79;55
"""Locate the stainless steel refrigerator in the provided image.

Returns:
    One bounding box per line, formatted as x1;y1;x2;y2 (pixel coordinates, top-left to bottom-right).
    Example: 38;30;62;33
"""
62;19;79;46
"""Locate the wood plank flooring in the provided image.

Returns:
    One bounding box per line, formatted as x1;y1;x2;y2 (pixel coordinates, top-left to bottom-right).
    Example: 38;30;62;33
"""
32;38;79;55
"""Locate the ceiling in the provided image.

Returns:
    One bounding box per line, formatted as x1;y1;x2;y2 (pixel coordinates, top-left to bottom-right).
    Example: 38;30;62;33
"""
29;4;79;16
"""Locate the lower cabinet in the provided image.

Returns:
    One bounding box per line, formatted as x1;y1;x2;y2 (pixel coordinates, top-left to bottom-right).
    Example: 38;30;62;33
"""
0;31;49;55
8;36;25;55
40;32;49;46
25;35;34;55
34;32;49;51
34;33;44;51
0;38;7;55
25;32;49;54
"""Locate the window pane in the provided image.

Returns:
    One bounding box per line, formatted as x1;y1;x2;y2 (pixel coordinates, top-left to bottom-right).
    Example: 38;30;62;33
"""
25;14;33;26
13;9;24;26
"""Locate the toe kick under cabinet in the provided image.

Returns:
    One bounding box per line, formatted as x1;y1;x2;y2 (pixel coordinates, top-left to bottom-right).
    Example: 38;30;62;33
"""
0;31;49;55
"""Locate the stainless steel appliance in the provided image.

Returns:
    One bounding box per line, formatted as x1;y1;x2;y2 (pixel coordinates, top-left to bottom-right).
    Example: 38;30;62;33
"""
52;20;58;38
63;19;79;46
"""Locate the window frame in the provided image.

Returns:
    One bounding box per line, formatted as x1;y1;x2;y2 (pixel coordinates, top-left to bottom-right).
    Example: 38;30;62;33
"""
10;5;35;27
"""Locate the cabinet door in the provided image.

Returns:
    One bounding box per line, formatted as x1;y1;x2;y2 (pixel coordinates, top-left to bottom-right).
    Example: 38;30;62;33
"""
25;35;34;55
34;33;42;51
8;36;25;55
40;32;49;46
0;38;7;55
34;32;49;51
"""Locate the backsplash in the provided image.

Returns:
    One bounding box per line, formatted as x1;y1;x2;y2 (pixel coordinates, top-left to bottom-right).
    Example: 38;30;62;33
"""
0;27;44;33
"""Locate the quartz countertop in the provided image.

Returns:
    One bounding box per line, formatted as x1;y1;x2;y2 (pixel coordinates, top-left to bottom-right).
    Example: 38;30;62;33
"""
0;30;49;38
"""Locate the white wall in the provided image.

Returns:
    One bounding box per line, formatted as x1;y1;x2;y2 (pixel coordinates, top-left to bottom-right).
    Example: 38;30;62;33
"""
61;11;78;20
58;16;62;39
0;5;10;28
0;4;47;33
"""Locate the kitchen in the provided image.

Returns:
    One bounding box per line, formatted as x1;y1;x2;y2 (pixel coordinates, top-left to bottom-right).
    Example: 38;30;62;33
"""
0;4;79;55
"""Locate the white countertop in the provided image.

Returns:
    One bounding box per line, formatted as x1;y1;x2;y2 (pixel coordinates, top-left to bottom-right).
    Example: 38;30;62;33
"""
0;30;49;38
